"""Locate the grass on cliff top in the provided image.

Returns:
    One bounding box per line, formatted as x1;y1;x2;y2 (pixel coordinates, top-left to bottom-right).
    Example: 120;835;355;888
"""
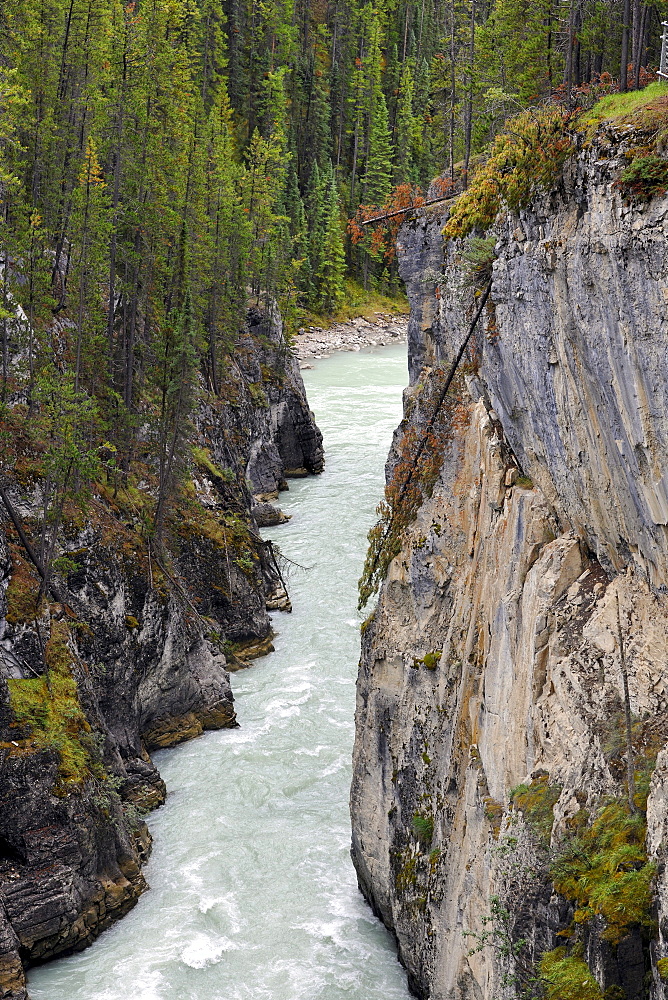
7;620;95;788
298;279;408;329
444;82;668;239
580;80;668;128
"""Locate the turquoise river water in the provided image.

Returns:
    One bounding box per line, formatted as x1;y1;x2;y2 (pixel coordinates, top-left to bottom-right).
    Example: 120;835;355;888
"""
29;342;411;1000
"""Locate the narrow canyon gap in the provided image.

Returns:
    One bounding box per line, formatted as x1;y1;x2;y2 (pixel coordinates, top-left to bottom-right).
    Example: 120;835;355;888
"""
27;344;412;1000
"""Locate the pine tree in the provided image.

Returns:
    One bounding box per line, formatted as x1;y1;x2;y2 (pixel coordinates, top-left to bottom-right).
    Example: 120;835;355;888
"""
69;137;112;394
304;161;326;306
395;60;420;183
201;81;250;394
152;290;198;550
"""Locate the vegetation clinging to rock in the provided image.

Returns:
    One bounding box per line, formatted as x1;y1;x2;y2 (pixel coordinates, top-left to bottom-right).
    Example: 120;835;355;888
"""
7;620;97;788
510;773;562;847
550;801;655;945
443;107;574;240
539;947;604;1000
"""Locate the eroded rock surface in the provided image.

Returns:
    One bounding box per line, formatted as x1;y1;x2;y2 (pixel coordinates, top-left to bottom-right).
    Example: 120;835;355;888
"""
352;124;668;998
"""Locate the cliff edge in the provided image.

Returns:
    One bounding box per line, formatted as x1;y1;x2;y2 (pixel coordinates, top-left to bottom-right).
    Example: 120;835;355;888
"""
351;99;668;999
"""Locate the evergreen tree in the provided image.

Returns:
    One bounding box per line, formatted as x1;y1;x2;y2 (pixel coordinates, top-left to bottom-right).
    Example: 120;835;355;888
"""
316;175;346;313
304;161;326;306
395;60;420;184
152;290;198;550
69;137;112;394
363;90;393;206
0;0;659;525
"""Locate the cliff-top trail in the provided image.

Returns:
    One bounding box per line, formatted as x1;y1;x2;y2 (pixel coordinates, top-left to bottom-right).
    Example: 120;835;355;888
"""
351;88;668;1000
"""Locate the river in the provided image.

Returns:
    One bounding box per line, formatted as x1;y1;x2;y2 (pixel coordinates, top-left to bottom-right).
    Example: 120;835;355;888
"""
29;342;410;1000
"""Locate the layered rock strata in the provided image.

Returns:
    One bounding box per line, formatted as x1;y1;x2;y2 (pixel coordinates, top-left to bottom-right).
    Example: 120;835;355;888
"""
0;308;321;998
351;122;668;998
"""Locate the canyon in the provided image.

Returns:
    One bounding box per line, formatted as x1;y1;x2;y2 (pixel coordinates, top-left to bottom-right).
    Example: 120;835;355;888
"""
2;91;668;1000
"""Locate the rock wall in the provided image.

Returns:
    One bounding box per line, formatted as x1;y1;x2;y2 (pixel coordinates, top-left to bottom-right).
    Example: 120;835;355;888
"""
0;308;322;999
216;306;324;501
351;121;668;999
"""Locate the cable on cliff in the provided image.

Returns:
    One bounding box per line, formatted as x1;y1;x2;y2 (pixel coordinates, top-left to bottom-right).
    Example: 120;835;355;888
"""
358;279;492;609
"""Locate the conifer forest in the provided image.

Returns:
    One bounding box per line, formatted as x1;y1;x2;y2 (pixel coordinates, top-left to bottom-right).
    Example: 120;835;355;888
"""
0;0;665;548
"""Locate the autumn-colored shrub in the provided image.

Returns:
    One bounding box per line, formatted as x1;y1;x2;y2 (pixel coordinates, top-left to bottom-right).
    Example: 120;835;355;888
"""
550;802;655;945
540;947;603;1000
444;106;574;239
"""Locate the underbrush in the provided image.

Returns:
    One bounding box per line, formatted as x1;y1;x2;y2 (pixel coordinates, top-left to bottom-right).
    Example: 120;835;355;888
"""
298;279;408;328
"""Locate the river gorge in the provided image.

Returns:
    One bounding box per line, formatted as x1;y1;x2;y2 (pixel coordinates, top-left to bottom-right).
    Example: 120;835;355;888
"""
27;345;412;1000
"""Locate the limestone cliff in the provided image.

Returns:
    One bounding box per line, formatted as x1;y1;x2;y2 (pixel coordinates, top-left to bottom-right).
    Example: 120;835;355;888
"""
351;114;668;999
0;308;322;999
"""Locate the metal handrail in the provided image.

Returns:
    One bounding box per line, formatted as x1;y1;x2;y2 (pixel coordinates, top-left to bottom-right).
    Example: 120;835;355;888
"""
659;21;668;79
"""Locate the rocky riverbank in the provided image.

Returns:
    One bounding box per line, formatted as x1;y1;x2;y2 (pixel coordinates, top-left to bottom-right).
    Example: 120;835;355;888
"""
294;313;408;364
0;306;322;1000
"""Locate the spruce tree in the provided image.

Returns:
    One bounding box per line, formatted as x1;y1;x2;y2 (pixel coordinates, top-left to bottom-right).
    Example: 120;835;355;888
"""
304;162;326;307
363;90;393;207
316;175;346;314
152;290;198;551
395;61;420;184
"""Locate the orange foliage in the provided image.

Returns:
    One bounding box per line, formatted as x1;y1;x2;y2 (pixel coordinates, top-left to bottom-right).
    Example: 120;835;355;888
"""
348;183;428;261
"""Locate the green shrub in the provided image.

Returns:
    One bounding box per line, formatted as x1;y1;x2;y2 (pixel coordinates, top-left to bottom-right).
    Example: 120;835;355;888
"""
234;555;255;575
360;609;376;635
539;947;603;1000
457;235;497;285
511;772;561;845
412;812;434;844
618;153;668;201
248;382;269;408
550;801;655;945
